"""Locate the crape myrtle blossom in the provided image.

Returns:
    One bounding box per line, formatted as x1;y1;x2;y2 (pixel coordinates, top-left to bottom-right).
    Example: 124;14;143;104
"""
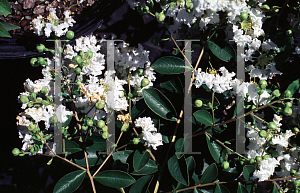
134;117;163;150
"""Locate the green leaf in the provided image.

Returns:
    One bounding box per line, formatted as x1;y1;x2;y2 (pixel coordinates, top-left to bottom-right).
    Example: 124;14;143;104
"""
193;110;213;126
0;22;10;37
207;40;234;62
168;155;189;186
272;183;279;193
86;135;106;151
0;21;20;31
0;0;11;15
160;76;183;94
143;88;177;121
72;147;105;167
285;78;300;97
131;159;158;175
175;138;190;159
133;150;150;172
64;140;82;154
237;182;249;193
199;163;218;185
53;170;86;193
62;115;72;127
186;156;196;172
131;100;147;120
151;56;187;74
94;170;136;188
243;165;255;181
214;184;230;193
206;135;224;164
112;150;133;164
129;175;153;193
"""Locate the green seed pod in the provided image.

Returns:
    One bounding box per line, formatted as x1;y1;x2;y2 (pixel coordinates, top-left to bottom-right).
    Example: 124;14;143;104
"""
73;55;82;64
95;100;105;109
141;78;150;87
272;89;281;97
74;67;82;75
285;101;292;108
12;148;20;156
121;122;129;132
85;50;93;59
255;156;262;162
102;131;108;139
97;120;105;128
20;95;29;103
66;30;74;39
240;12;248;20
259;130;267;138
262;154;270;159
271;150;279;157
283;107;293;116
86;119;94;127
294;127;299;133
40;87;48;94
36;44;45;53
259;80;267;89
268;122;277;130
195;99;203;107
284;90;292;98
221;161;229;169
38;57;45;65
249;158;256;164
79;62;86;67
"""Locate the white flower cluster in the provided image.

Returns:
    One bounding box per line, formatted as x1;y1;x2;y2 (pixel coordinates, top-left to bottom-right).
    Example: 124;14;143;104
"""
31;8;75;37
134;117;163;150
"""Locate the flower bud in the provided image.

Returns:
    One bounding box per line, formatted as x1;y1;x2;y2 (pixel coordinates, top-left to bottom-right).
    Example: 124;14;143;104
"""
240;12;248;20
284;90;292;98
28;122;36;131
256;156;262;162
96;100;105;109
263;154;270;159
30;58;39;67
133;138;140;145
12;148;20;156
86;119;94;127
268;122;277;130
283;107;293;116
121;122;129;132
259;130;267;138
36;44;45;53
97;120;105;128
102;131;108;139
259;80;267;89
285;101;292;108
271;150;279;157
249;158;256;164
272;89;281;97
141;78;150;87
20;95;29;103
85;50;93;59
40;87;48;94
195;99;203;107
82;125;88;131
221;161;229;169
66;30;74;39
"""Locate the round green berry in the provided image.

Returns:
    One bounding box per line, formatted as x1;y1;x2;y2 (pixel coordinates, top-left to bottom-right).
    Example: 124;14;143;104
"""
102;131;108;139
286;30;293;36
66;30;74;39
263;154;270;159
30;58;39;67
74;67;81;75
272;89;281;97
12;148;20;156
38;57;45;65
138;69;144;76
133;138;140;145
121;122;129;132
195;99;203;107
141;78;150;87
271;150;279;157
40;87;48;94
294;127;299;133
20;95;29;103
97;120;105;128
96;100;105;109
87;119;94;127
36;44;45;53
221;161;229;169
73;55;82;64
85;50;93;59
259;130;267;138
79;62;86;67
259;80;267;89
268;122;277;130
255;156;262;162
283;107;293;116
249;158;256;164
285;101;292;108
240;12;248;20
284;90;292;98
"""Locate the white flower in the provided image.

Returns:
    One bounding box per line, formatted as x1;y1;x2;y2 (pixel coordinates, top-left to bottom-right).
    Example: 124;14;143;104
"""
55;105;73;123
250;158;280;181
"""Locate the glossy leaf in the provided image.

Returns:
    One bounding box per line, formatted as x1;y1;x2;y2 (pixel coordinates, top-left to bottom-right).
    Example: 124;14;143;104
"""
129;175;153;193
168;155;189;186
175;138;190;159
0;0;11;15
94;170;135;188
151;56;187;74
199;163;218;185
272;183;279;193
131;159;158;175
133;150;150;172
86;135;106;151
72;147;105;167
131;100;147;120
206;135;224;164
53;170;86;193
214;184;230;193
143;88;177;121
0;21;20;31
243;165;255;181
237;182;249;193
284;78;300;97
0;22;10;37
160;76;183;94
112;150;133;164
207;40;234;62
64;140;81;154
193;110;213;126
